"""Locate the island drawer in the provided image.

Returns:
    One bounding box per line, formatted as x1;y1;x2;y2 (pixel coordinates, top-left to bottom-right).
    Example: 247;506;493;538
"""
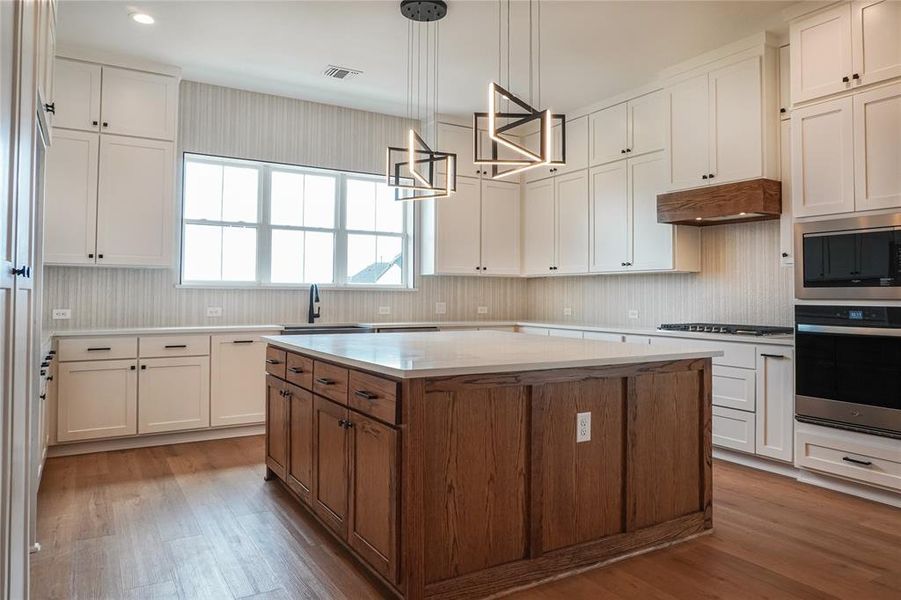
286;353;313;390
313;361;348;404
265;347;287;379
349;370;398;424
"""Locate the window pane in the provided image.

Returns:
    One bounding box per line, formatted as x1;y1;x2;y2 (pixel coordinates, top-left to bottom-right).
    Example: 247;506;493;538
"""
346;179;376;231
347;234;403;285
271;171;303;227
375;182;404;233
221;227;256;280
184;162;222;220
304;175;336;229
222;166;258;222
271;229;304;284
183;224;222;281
304;231;334;283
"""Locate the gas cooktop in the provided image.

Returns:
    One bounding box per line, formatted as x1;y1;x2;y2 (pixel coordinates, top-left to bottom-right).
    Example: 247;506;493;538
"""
658;323;793;336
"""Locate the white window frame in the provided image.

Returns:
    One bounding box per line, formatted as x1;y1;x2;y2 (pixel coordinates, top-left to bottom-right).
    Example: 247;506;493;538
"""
179;153;414;289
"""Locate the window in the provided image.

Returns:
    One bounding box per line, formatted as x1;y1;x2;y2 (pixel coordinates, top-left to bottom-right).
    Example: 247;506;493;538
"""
181;154;413;288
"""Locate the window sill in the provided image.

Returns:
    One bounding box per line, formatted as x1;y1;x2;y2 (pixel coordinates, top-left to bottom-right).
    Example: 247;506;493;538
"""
175;283;419;292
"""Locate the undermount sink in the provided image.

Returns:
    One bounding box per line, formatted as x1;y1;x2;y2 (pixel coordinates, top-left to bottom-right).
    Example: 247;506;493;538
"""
281;324;374;335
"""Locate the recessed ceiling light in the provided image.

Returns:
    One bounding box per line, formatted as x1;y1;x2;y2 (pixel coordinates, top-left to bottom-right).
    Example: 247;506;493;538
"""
130;12;154;25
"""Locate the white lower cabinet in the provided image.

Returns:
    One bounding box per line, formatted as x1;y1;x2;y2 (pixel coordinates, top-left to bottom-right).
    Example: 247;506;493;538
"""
210;333;270;426
712;365;756;412
57;359;137;442
583;331;624;343
548;328;583;339
796;422;901;493
712;406;756;453
755;347;794;462
138;356;210;434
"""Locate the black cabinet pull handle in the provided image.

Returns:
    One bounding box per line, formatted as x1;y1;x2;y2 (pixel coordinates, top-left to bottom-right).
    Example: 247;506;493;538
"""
338;419;354;429
40;393;46;400
355;390;378;401
48;350;55;355
265;359;281;365
11;265;26;276
41;361;49;368
288;367;304;374
315;377;334;385
760;353;786;359
232;340;254;344
44;102;55;114
842;456;872;466
164;344;187;349
40;370;46;376
87;347;111;351
47;376;53;381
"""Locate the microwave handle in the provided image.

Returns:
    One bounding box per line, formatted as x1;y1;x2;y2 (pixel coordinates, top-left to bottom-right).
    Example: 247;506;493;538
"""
797;324;901;337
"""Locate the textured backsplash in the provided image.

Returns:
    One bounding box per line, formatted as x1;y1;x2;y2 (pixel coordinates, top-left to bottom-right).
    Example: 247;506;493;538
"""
528;220;794;328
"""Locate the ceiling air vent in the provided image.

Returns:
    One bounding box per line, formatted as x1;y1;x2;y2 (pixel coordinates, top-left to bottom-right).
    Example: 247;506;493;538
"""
323;65;362;81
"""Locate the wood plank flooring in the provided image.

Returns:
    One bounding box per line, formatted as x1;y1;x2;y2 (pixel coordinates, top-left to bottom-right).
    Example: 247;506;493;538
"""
32;435;901;600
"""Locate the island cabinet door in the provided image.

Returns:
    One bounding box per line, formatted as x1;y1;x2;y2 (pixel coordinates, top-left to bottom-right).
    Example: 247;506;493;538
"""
347;412;399;583
313;396;350;538
265;375;289;480
287;383;314;504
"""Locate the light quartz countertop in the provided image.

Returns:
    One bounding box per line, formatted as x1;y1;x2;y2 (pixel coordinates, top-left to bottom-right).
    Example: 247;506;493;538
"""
263;330;723;379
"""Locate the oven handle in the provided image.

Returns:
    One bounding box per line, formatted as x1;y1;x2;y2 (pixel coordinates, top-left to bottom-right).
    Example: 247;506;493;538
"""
797;324;901;337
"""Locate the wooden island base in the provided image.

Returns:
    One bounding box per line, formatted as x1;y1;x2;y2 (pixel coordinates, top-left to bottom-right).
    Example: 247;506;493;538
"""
264;343;712;600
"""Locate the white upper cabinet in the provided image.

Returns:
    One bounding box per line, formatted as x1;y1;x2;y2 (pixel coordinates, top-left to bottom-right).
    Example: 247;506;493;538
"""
523;115;588;182
589;91;665;167
589;161;630;272
853;0;901;87
99;66;178;140
853;82;901;211
791;3;853;104
52;58;101;131
791;97;855;217
44;129;98;265
629;152;672;271
779;45;791;119
428;177;481;275
555;171;589;274
438;122;480;179
589;102;629;166
779;120;794;265
522;178;556;275
480;179;521;275
96;135;174;266
708;56;763;186
665;73;710;191
791;1;901;104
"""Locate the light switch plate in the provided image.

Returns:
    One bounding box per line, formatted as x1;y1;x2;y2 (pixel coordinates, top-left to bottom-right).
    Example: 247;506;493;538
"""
435;302;447;315
206;307;223;317
563;307;573;316
378;306;391;315
477;306;488;314
576;412;591;443
51;308;71;320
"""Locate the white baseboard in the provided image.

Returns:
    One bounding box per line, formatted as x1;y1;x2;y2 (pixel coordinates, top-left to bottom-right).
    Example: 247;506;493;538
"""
714;447;901;508
46;424;265;457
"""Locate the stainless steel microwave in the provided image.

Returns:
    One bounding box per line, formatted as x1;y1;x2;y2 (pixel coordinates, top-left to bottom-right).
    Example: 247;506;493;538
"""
795;214;901;300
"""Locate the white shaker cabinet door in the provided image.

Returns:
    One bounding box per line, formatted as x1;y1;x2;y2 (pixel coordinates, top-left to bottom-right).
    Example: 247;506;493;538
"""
627;90;665;157
522;178;556;276
57;359;137;442
96;135;174;267
480;179;521;276
791;97;855;217
790;3;853;103
555;170;589;274
779;120;794;265
665;73;710;191
52;58;101;132
853;82;901;212
43;129;98;265
138;356;211;434
852;0;901;88
629;152;673;271
779;45;791;118
556;115;589;176
438;122;480;179
708;56;763;185
589;161;629;272
755;348;794;462
100;66;178;141
433;177;481;275
211;334;272;426
589;102;628;166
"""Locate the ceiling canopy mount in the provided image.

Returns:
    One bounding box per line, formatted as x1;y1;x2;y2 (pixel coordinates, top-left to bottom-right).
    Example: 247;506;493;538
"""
400;0;448;23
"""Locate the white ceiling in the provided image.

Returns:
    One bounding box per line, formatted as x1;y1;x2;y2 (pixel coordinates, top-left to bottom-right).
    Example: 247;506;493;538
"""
57;0;792;118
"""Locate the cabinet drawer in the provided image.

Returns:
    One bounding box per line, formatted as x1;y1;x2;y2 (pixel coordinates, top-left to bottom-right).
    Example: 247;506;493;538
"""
712;406;755;453
349;370;398;425
58;336;137;362
796;424;901;492
314;361;349;405
653;337;757;368
139;335;209;358
286;353;313;390
712;366;756;411
265;347;287;379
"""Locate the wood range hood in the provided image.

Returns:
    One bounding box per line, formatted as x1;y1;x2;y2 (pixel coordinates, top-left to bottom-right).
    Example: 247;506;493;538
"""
657;178;782;226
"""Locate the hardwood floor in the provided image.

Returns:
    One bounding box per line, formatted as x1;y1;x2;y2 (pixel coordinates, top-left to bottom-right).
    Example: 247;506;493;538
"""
32;436;901;600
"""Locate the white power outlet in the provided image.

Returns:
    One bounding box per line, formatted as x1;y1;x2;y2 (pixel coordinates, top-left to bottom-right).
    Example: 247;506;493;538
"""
378;306;391;315
477;306;488;314
563;307;573;317
576;412;591;443
52;308;71;320
628;309;639;320
206;307;223;317
435;302;447;315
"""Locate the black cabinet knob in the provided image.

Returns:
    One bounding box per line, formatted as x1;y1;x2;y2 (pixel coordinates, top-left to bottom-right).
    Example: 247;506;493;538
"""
780;108;786;113
102;122;109;127
130;365;136;370
852;73;860;80
626;148;631;153
621;149;626;154
782;252;789;258
98;254;103;259
88;253;94;258
708;173;715;179
842;76;850;83
44;102;55;114
92;120;99;126
701;175;708;180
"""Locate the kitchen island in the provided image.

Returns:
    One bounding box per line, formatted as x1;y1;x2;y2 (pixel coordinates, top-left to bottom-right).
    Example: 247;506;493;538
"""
262;330;719;599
